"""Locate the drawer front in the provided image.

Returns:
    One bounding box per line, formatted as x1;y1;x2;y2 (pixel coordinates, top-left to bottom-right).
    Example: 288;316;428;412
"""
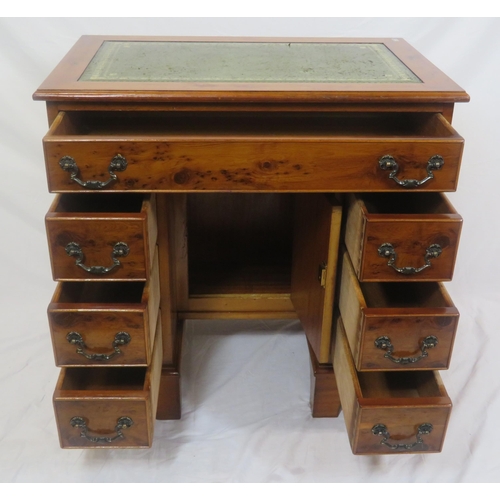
48;254;160;367
43;112;464;193
50;310;150;367
54;400;153;449
339;251;459;371
333;317;452;455
345;193;462;282
45;194;157;281
53;317;162;449
354;406;452;455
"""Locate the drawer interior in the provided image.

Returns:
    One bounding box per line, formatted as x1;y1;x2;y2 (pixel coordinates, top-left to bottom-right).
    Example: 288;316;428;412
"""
361;192;456;215
50;111;457;139
357;370;447;399
61;366;146;391
56;281;145;303
53;193;145;213
360;281;453;309
187;193;293;295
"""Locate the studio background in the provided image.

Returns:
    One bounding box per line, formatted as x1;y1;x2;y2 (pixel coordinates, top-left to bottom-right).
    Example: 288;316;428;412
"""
0;17;499;482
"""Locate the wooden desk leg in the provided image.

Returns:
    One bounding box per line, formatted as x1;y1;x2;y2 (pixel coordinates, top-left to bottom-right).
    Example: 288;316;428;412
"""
308;340;341;418
156;319;183;420
157;366;181;420
155;193;183;420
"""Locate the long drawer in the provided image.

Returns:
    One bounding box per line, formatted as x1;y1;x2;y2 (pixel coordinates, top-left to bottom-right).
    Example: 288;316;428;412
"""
43;111;464;192
45;193;157;281
53;316;162;449
333;316;452;455
339;250;459;371
48;251;160;367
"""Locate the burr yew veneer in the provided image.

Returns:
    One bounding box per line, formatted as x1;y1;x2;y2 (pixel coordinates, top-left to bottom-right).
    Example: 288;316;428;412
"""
34;36;468;453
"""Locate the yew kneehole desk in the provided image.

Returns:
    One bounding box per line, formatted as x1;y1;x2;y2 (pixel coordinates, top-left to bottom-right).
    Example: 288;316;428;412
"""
34;36;468;453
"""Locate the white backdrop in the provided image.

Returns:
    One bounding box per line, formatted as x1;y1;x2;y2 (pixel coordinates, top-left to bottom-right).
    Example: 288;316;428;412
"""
0;17;499;483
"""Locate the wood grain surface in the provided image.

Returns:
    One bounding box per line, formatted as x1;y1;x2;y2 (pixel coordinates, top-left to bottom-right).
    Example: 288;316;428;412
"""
339;251;459;371
53;318;162;448
33;36;469;103
48;252;160;367
345;193;463;281
43;111;463;193
333;316;452;454
291;194;342;363
45;194;157;281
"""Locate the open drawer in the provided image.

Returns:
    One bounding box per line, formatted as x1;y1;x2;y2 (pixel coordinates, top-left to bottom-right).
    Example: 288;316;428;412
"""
339;250;459;371
43;111;463;192
48;251;160;367
345;192;463;281
333;316;452;455
45;193;157;281
53;316;162;449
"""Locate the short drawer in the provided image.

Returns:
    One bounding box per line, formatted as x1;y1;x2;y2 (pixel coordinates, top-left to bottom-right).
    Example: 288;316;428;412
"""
46;193;157;281
339;251;459;371
345;192;462;281
53;316;162;449
333;317;452;455
43;111;463;193
48;251;159;367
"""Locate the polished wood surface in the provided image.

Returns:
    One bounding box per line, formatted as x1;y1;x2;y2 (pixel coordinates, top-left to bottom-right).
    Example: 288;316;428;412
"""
188;193;293;294
35;37;467;452
156;319;183;420
53;317;162;448
33;36;469;103
344;193;463;281
43;111;463;193
48;253;160;367
45;194;157;281
291;195;342;363
308;341;341;418
339;251;459;371
156;366;181;420
333;317;452;454
155;194;178;367
172;193;296;315
44;101;457;123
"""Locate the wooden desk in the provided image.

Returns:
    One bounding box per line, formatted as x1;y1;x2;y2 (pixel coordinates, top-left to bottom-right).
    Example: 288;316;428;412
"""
34;37;468;453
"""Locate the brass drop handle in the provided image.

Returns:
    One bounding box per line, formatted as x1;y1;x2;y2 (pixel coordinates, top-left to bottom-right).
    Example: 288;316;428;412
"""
65;241;129;275
378;242;442;275
379;155;444;188
372;423;433;450
70;416;134;443
66;331;131;361
374;335;438;365
59;154;127;189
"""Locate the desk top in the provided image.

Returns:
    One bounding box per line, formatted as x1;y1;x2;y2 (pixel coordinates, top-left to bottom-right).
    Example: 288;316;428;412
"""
33;36;469;104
